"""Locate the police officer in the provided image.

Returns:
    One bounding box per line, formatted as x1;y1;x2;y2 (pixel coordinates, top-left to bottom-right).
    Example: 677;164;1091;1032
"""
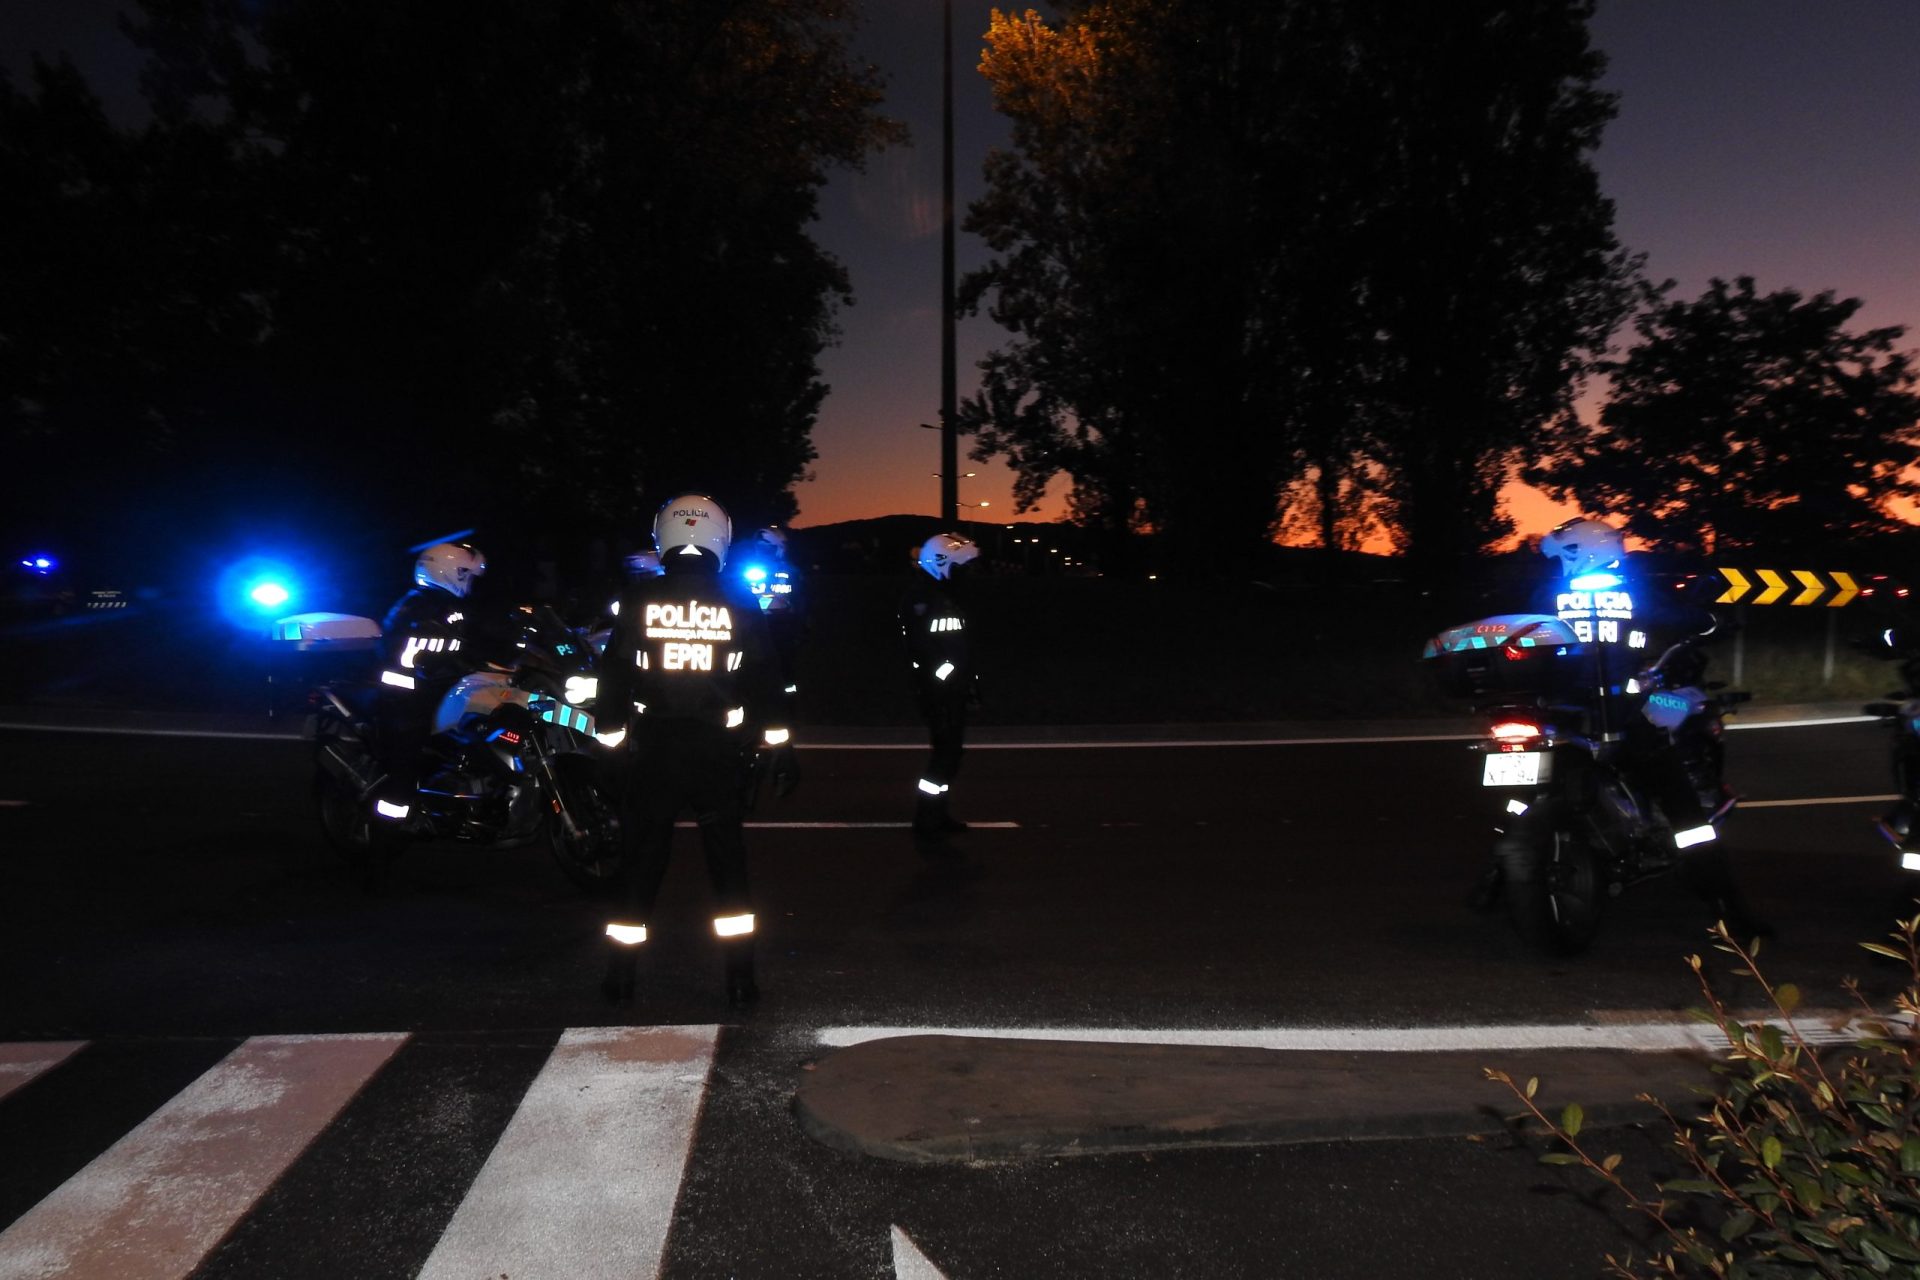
598;495;788;1007
901;532;981;840
741;526;804;797
1537;517;1765;935
373;541;486;822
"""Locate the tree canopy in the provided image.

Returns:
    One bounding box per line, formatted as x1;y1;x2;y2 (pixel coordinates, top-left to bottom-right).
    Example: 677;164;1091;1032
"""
961;0;1633;577
1530;276;1920;555
2;0;897;568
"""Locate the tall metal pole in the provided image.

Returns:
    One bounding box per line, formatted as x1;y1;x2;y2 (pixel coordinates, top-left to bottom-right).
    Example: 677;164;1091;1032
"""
939;0;959;523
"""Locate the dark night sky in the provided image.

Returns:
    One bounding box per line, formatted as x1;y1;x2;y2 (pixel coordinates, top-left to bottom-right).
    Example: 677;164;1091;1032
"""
7;1;1919;537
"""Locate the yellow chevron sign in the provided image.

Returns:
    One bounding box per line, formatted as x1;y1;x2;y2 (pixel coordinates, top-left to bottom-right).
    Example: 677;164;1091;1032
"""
1715;568;1862;607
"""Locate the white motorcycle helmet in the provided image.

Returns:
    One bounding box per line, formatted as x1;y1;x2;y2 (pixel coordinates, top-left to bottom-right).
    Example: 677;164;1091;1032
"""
917;532;980;581
414;542;487;597
1539;517;1625;580
653;494;732;569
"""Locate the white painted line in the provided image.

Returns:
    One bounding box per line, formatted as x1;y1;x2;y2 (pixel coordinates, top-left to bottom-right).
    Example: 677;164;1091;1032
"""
0;1040;86;1105
893;1225;952;1280
0;722;299;741
1741;794;1898;809
417;1025;719;1280
817;1013;1899;1055
675;820;1020;830
0;1033;407;1280
1727;715;1877;732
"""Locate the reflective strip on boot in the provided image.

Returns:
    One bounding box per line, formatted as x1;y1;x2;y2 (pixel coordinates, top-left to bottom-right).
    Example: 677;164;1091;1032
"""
713;913;755;938
605;922;648;945
1673;824;1718;849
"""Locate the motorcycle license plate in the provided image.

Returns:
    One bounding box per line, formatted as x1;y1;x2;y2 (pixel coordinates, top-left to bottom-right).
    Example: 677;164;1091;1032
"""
1482;752;1546;787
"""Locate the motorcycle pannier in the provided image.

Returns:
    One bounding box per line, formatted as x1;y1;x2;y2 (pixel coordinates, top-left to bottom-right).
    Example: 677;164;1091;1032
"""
1422;614;1585;698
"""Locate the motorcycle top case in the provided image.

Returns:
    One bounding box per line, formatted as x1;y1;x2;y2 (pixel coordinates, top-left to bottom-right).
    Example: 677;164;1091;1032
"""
1421;613;1586;698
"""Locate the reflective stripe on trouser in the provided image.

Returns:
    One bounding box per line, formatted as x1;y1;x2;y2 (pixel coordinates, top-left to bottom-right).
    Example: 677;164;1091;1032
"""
918;696;966;796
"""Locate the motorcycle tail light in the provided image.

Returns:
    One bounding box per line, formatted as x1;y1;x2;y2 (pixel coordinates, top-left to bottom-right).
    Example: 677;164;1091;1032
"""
489;728;522;745
1489;720;1543;742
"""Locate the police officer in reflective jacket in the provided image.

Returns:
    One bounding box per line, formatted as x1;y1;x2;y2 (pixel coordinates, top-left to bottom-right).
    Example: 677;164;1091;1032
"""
374;541;486;819
901;532;981;841
1538;516;1765;936
598;495;788;1007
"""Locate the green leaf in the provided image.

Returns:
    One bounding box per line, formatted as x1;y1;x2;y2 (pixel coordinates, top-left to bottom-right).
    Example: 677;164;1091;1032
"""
1763;1135;1783;1170
1526;1076;1538;1099
1539;1153;1583;1166
1864;1231;1920;1263
1788;1175;1824;1212
1860;1237;1893;1272
1901;1138;1920;1174
1863;943;1908;960
1659;1179;1720;1195
1776;982;1802;1014
1829;1161;1876;1187
1720;1209;1757;1242
1860;1103;1897;1127
1760;1025;1787;1060
1602;1153;1622;1174
1561;1102;1584;1138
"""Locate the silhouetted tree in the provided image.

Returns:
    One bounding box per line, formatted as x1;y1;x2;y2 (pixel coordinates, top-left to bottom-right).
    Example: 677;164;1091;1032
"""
1346;2;1634;576
961;0;1632;577
1530;276;1920;555
5;0;896;561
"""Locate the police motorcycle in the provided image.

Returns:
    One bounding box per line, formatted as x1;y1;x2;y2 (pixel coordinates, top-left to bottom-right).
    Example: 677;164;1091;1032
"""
1859;623;1920;870
1426;605;1748;956
309;602;623;893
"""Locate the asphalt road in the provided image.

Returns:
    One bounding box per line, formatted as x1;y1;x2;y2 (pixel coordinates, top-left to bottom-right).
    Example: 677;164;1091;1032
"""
1;711;1914;1277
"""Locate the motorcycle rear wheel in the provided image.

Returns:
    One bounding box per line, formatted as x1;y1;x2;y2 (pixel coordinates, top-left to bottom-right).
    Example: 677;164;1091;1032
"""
313;768;399;872
1497;813;1604;956
544;753;623;896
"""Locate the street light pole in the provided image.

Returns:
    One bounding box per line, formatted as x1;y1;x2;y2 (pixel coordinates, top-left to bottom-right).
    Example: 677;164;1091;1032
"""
939;0;958;524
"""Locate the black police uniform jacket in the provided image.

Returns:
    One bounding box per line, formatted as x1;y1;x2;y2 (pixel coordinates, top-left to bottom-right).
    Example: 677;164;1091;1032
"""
379;586;476;696
899;578;973;708
600;570;782;735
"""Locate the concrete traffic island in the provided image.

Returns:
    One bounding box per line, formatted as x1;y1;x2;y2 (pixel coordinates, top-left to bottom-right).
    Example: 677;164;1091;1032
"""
793;1034;1721;1165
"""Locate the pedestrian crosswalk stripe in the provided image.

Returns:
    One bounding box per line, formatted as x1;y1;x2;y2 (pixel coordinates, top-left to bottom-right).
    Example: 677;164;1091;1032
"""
0;1033;406;1280
415;1025;720;1280
0;1041;84;1105
892;1224;952;1279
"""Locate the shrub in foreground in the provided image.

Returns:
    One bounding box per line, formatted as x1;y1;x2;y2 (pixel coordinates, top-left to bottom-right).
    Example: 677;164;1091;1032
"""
1488;918;1920;1278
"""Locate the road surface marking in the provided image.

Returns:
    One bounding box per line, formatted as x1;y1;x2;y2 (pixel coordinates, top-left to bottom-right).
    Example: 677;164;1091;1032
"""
675;820;1020;830
0;1033;406;1280
0;723;299;741
416;1025;718;1280
893;1225;952;1280
0;1041;86;1104
1741;794;1898;808
817;1014;1898;1055
0;799;28;808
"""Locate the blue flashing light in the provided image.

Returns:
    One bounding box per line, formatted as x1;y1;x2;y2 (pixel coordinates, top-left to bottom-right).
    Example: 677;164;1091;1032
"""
743;565;768;584
249;581;291;608
20;554;57;575
1569;571;1623;591
216;553;305;629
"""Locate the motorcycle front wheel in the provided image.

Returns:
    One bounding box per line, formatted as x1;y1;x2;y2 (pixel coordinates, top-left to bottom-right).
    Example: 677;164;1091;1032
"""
1496;810;1604;956
544;753;623;896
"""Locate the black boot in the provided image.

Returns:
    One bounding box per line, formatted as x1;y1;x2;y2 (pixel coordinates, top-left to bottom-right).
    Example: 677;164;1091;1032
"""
724;944;759;1010
602;946;637;1003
